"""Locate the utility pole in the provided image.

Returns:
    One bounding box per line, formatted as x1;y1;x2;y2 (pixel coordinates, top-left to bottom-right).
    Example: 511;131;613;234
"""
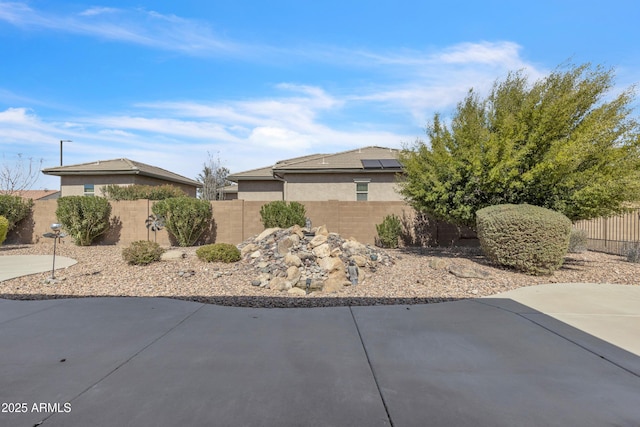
60;140;72;166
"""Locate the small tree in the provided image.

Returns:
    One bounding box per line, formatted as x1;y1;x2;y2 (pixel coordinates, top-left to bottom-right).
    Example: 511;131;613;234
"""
375;214;402;248
399;63;640;228
152;197;213;246
56;196;112;246
197;152;231;200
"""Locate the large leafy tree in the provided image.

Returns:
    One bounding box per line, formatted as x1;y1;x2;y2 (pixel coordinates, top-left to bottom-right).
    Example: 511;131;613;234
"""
399;63;640;228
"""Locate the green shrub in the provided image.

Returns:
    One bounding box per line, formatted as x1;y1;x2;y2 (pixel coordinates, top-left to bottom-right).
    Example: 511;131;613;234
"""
122;240;165;265
102;184;187;200
0;215;8;245
196;243;241;263
568;228;588;253
375;214;402;248
476;204;571;275
0;194;33;231
152;197;212;247
259;201;306;228
56;196;112;246
624;242;640;263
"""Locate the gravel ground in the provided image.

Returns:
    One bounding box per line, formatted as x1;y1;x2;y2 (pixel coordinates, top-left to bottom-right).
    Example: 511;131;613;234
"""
1;242;638;308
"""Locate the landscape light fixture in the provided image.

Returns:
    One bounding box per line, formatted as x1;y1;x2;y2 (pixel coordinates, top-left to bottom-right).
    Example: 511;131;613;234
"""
60;140;72;166
43;223;66;281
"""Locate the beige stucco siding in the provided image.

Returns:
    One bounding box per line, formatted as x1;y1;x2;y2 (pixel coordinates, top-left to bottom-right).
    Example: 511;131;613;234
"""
60;175;197;197
236;180;283;201
283;173;403;201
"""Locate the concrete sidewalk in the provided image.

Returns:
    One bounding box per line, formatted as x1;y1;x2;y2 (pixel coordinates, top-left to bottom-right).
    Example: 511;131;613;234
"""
0;255;77;281
0;285;639;427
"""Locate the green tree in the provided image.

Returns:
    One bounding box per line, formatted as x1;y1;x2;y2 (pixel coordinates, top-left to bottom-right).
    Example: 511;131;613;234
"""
399;63;640;228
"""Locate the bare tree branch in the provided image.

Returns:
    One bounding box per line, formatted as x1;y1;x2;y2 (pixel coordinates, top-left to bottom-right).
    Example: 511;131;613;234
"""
0;154;44;195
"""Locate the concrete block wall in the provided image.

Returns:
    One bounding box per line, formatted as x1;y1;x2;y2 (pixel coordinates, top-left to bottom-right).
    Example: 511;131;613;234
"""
11;199;476;247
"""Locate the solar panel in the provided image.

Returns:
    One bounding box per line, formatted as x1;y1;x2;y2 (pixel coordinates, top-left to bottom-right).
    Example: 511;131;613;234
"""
380;159;402;168
361;159;383;169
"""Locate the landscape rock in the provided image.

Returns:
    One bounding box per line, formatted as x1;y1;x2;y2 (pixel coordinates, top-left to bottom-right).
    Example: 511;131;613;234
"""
318;257;344;273
256;228;280;242
342;240;367;256
428;258;449;270
277;236;295;255
312;243;331;258
309;234;328;248
241;243;259;257
448;264;491;279
323;271;349;293
238;224;395;296
284;253;302;267
286;266;302;286
269;276;290;291
250;250;261;259
161;250;186;261
288;287;307;296
315;225;329;236
351;255;368;267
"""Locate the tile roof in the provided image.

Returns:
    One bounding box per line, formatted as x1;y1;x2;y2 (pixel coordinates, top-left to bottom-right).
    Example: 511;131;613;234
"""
228;146;402;181
42;158;201;187
1;190;60;200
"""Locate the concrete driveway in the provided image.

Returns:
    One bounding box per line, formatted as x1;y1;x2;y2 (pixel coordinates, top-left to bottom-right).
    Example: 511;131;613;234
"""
0;283;639;427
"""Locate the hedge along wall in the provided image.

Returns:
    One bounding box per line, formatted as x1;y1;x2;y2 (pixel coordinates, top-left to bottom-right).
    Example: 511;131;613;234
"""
10;199;477;247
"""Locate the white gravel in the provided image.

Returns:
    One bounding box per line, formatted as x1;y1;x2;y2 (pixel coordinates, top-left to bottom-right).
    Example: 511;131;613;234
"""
1;242;638;308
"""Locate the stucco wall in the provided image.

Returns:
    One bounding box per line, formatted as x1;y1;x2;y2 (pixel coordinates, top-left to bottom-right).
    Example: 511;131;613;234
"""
236;180;283;201
9;199;476;247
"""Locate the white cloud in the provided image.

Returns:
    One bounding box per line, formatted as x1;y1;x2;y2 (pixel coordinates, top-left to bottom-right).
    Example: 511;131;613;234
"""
0;2;241;56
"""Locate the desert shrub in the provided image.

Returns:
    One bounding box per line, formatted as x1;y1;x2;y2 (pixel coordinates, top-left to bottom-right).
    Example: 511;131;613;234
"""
152;197;212;247
375;214;402;248
0;194;33;231
102;184;186;200
259;201;306;228
56;196;112;246
476;204;571;275
196;243;241;263
0;215;8;245
624;242;640;263
568;228;588;253
122;240;165;265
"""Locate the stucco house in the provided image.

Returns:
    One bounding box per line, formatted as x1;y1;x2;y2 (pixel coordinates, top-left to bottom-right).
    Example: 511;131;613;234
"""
42;158;202;197
227;146;404;201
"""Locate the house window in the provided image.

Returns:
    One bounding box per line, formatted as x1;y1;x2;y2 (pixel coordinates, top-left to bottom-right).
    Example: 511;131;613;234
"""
84;184;95;196
355;181;369;201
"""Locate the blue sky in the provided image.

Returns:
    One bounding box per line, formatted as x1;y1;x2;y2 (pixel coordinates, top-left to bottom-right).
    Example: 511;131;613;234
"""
1;0;639;190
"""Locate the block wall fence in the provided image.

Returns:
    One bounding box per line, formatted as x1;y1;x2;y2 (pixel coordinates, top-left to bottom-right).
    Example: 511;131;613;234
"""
9;199;476;247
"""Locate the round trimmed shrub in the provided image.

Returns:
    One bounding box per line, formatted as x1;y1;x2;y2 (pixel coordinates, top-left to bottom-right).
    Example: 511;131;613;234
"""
568;228;588;253
0;215;8;245
476;204;571;275
196;243;241;263
122;240;165;265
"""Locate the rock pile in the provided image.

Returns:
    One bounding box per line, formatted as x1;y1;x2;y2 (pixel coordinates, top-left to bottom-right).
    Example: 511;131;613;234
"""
238;225;395;294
